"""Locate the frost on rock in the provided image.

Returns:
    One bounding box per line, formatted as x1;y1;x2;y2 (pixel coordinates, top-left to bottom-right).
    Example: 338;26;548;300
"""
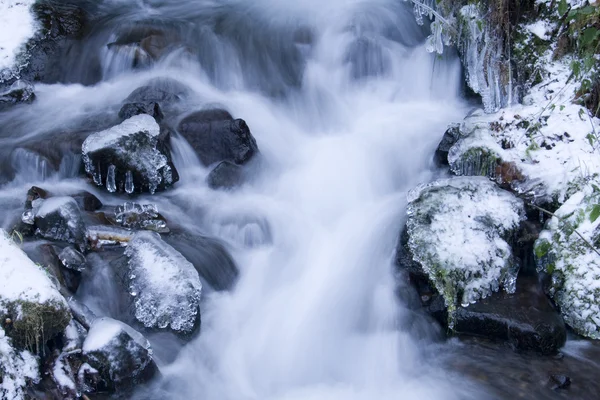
406;177;524;318
0;327;39;400
0;0;39;81
82;114;179;194
24;196;86;246
0;230;71;352
125;231;202;336
114;202;168;233
82;317;157;391
534;180;600;339
447;55;600;205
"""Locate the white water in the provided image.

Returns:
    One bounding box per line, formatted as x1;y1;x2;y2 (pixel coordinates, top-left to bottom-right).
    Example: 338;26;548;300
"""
0;0;484;398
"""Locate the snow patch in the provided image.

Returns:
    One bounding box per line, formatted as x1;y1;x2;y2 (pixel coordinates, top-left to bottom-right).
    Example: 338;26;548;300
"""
0;0;38;78
0;327;39;400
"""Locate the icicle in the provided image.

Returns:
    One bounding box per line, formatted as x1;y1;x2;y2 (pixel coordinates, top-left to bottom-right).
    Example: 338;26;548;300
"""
106;165;116;193
125;170;134;194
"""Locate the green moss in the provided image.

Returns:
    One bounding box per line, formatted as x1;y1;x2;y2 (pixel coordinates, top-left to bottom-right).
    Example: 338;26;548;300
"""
1;299;71;354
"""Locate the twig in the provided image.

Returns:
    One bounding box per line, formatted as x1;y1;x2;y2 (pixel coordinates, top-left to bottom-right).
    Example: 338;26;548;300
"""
530;203;600;257
407;0;458;34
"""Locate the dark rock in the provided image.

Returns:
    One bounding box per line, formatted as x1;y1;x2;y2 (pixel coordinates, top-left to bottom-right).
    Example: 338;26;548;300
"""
118;77;189;123
28;197;87;248
0;81;36;111
207;161;244;189
82;114;179;194
70;191;103;212
454;277;567;355
177;109;259;166
549;374;571;390
22;243;82;294
164;232;238;291
434;123;461;166
57;246;87;272
81;318;158;393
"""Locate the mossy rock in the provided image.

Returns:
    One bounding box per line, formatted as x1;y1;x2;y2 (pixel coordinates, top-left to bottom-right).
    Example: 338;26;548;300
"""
0;298;71;354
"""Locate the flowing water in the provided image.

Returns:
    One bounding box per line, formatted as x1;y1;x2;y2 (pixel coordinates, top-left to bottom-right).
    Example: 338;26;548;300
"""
2;1;598;399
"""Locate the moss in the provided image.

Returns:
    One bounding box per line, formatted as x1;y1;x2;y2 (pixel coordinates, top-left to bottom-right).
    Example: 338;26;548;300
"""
0;299;71;354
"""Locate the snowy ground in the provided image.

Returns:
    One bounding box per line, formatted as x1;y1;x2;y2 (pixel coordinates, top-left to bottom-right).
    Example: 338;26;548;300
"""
0;0;38;80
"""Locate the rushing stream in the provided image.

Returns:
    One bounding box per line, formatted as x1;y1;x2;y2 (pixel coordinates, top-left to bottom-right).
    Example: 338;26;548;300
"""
1;0;599;399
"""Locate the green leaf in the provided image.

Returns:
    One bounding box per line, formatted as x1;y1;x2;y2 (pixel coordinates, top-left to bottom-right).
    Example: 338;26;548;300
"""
587;133;596;146
571;60;582;77
558;0;568;17
560;105;566;111
590;204;600;223
581;27;600;47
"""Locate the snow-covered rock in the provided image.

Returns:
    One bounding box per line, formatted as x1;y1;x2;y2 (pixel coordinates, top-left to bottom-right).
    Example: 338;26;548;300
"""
0;327;39;400
82;114;179;194
446;55;600;205
0;230;71;352
535;178;600;339
125;231;202;336
24;196;87;247
0;0;39;81
82;317;158;392
404;177;525;317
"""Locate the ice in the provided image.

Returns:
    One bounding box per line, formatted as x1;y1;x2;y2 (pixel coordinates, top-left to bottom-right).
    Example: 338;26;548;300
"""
125;231;202;335
107;165;117;193
82;114;159;154
58;246;87;272
535;180;600;339
0;327;39;400
0;0;39;79
30;197;86;245
114;202;168;232
86;225;134;247
125;170;134;194
406;177;524;318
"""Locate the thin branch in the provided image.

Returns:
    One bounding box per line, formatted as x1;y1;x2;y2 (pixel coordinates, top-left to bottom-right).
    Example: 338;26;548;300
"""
407;0;458;34
530;203;600;257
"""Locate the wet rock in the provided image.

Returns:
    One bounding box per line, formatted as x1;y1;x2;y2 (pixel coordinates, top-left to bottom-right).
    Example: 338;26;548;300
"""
70;191;103;212
81;317;158;393
548;374;571;390
82;114;179;194
177;109;259;166
207;160;244;189
0;80;36;111
454;277;566;355
434;123;460;166
165;232;238;291
22;243;82;294
26;197;87;248
125;231;202;337
58;246;87;272
118;77;189;122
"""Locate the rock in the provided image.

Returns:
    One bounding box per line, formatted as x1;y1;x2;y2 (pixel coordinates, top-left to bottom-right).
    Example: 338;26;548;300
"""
22;243;82;294
207;161;244;189
434;123;460;166
534;180;600;339
0;80;35;111
82;114;179;194
177;109;259;166
118;78;189;122
454;277;566;355
70;191;103;212
81;318;158;392
399;177;525;319
25;197;87;248
164;232;238;291
125;231;202;336
0;231;71;353
549;374;571;390
58;246;87;272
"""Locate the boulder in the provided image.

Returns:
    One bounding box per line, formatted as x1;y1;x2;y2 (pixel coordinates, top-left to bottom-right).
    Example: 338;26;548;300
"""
453;277;566;355
399;177;525;317
22;243;82;294
0;80;36;111
81;318;158;392
433;123;460;166
0;231;71;353
164;232;238;291
207;160;244;189
82;114;179;194
177;109;258;166
124;231;202;336
24;196;87;248
118;78;189;122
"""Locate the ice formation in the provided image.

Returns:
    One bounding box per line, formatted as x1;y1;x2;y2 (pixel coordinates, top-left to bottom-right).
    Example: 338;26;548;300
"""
125;231;202;335
0;0;39;80
406;177;525;318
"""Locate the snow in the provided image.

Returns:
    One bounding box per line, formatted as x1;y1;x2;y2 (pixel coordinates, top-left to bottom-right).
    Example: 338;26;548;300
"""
82;114;159;153
52;352;76;392
0;327;39;400
406;177;524;315
448;53;600;204
525;20;554;41
83;318;123;353
0;229;67;306
125;231;202;334
535;180;600;339
0;0;38;78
